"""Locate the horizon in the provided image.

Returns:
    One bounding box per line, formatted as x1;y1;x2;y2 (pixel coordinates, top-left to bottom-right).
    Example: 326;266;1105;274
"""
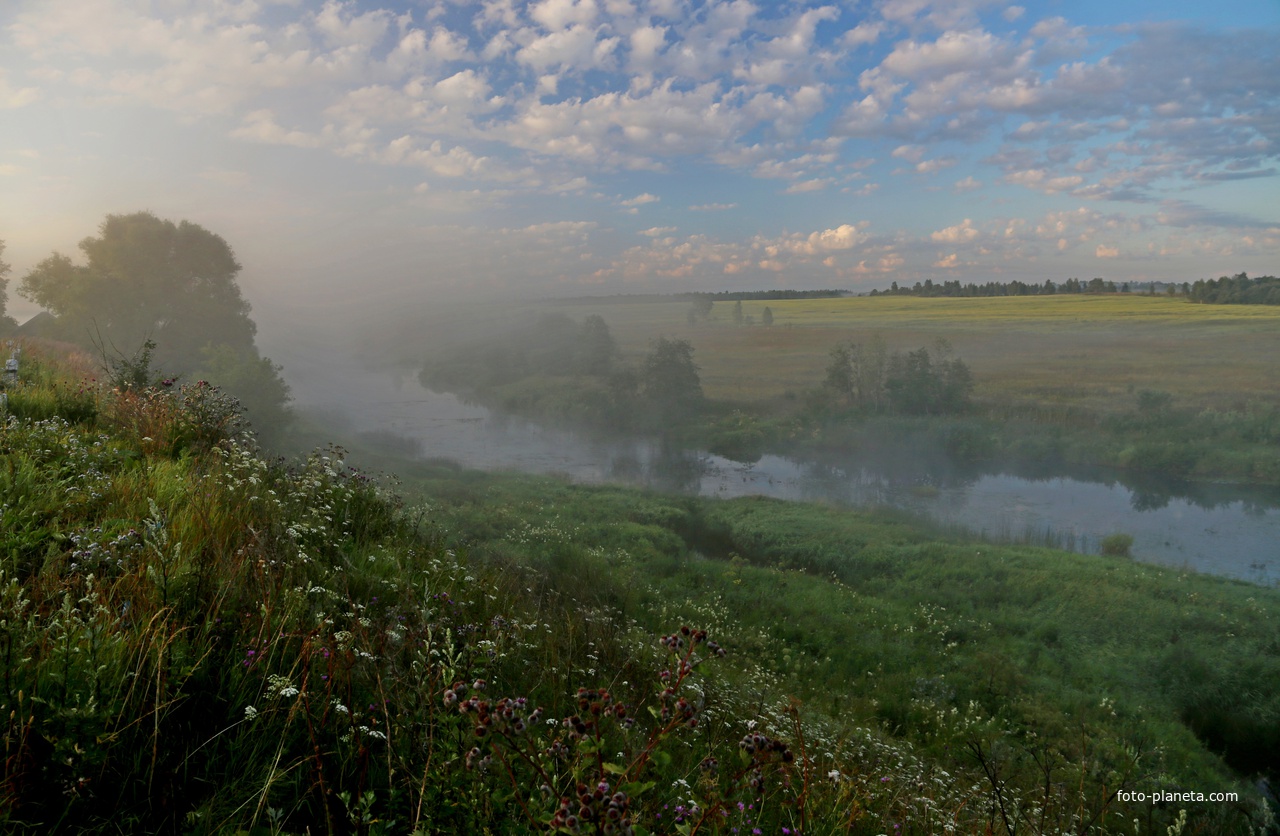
2;0;1278;330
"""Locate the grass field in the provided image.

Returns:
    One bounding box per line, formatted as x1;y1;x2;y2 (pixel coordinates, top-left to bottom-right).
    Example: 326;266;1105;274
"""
536;294;1280;413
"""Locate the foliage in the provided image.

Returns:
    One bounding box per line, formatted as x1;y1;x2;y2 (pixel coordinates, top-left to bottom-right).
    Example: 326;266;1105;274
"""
872;276;1119;297
1100;533;1134;557
196;343;293;448
1190;273;1280;306
0;238;13;333
640;337;704;427
97;337;172;390
19;212;255;371
822;337;972;416
2;344;1279;834
16;213;293;447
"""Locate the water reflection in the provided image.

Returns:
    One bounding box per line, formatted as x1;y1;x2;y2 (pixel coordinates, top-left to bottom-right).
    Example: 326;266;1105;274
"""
289;365;1280;585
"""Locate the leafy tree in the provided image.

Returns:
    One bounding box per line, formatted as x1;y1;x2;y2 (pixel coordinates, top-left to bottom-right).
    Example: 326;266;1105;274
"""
19;212;292;443
687;296;714;324
824;344;855;405
762;306;773;326
196;344;293;448
823;336;887;411
575;314;618;376
884;340;972;415
0;238;12;333
20;212;256;370
641;337;703;426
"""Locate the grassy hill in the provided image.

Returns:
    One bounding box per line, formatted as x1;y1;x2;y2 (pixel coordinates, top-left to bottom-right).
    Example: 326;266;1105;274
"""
2;339;1278;834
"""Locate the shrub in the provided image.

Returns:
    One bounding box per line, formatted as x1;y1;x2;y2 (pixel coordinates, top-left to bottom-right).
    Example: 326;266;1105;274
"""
1100;532;1134;557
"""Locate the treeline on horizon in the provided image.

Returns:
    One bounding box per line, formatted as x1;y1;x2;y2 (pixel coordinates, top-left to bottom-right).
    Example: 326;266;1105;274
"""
1187;272;1280;305
561;288;845;303
871;276;1122;297
868;272;1280;304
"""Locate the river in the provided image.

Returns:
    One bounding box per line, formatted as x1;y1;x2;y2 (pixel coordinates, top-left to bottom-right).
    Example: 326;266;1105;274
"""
286;360;1280;585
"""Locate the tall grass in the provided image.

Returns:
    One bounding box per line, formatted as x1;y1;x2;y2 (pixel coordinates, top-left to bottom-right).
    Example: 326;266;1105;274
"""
2;340;1277;834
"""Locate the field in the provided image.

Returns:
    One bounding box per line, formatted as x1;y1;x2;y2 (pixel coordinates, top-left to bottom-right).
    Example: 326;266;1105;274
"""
6;335;1280;834
537;294;1280;413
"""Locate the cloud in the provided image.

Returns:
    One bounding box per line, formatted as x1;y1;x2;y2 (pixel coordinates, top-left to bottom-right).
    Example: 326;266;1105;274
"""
0;71;39;108
915;156;957;174
1003;168;1084;194
620;192;660;206
953;175;982;192
782;178;832;193
1095;244;1119;258
931;219;979;243
689;202;737;211
231;109;323;148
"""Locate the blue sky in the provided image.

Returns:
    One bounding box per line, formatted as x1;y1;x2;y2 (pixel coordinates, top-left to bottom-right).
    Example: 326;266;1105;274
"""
1;0;1277;322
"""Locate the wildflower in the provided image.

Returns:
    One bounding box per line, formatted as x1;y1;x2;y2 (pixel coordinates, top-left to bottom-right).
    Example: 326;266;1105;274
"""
244;706;258;720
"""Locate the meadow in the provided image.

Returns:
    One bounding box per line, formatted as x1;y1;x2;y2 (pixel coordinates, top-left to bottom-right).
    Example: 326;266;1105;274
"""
367;292;1280;483
4;338;1278;834
539;294;1280;412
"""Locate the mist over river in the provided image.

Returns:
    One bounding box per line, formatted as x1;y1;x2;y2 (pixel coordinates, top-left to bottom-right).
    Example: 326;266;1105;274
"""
282;353;1280;585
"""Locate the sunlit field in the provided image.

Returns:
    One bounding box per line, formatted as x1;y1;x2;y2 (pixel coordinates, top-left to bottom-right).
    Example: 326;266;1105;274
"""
541;294;1280;411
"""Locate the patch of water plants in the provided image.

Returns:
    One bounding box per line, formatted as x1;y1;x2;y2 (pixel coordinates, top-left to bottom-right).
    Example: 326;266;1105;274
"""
2;339;1278;834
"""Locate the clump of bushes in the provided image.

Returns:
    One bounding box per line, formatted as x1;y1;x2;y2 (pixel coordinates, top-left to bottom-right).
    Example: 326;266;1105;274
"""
1100;532;1134;557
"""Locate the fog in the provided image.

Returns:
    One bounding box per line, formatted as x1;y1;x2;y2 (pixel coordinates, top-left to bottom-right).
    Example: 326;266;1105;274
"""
3;0;1279;579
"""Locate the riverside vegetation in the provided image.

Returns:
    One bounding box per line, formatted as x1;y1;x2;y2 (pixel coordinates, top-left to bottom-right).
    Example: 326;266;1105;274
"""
390;292;1280;484
3;338;1279;834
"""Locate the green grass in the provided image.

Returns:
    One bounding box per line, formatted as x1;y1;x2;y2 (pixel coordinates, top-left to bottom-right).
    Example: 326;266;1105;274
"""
366;293;1280;410
4;338;1279;834
534;294;1280;411
360;293;1280;483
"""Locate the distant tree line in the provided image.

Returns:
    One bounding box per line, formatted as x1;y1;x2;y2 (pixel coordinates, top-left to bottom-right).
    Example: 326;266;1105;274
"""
869;277;1119;297
681;289;845;301
822;336;973;416
1188;273;1280;305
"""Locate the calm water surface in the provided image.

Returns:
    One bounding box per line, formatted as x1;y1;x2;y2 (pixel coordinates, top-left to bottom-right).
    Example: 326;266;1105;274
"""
289;362;1280;585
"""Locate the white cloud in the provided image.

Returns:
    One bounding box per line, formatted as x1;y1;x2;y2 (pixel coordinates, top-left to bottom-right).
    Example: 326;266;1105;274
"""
841;22;884;48
783;178;831;193
931;219;980;243
0;70;39;108
1095;244;1119;258
231;109;323;147
530;0;600;32
1003;169;1084;194
620;192;660;206
882;30;1013;80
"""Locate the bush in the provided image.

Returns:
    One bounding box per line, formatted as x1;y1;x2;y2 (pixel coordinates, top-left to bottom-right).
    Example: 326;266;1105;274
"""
1100;532;1134;557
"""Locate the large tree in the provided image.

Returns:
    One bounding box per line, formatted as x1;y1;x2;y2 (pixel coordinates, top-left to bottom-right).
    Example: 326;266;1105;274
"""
19;213;291;442
20;212;256;370
0;239;12;333
641;337;704;426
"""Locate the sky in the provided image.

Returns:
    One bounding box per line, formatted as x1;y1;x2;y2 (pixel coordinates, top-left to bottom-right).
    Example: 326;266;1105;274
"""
2;0;1278;326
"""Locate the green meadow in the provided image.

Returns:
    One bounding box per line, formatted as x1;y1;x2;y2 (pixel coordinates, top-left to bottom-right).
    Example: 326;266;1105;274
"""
365;292;1280;484
537;294;1280;412
4;339;1280;834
